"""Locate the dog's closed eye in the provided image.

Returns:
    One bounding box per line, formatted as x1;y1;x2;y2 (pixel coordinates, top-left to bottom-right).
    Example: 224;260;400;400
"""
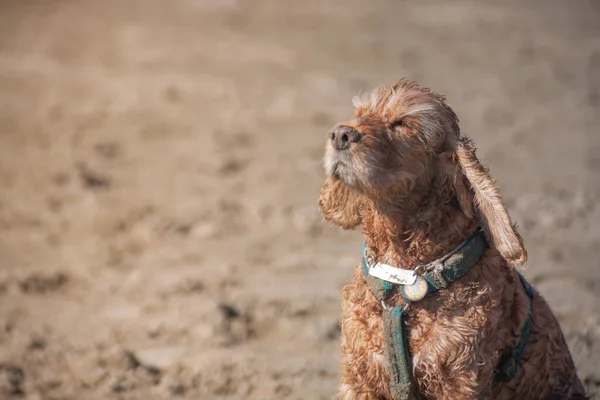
390;120;405;129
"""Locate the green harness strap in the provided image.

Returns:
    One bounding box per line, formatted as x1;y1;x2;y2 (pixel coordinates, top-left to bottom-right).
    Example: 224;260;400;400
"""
384;306;421;400
494;273;535;386
361;229;534;400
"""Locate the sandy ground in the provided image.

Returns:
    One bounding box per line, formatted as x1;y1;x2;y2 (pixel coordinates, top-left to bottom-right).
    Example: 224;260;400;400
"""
0;0;599;399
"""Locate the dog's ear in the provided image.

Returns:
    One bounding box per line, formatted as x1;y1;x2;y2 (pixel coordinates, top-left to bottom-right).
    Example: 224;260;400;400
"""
455;137;527;266
318;178;363;230
441;152;475;219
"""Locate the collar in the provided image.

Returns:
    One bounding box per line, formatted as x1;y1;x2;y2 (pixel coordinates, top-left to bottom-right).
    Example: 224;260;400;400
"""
361;229;488;303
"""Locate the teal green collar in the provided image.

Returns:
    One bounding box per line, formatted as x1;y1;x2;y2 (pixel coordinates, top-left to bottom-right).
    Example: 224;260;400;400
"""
361;229;488;304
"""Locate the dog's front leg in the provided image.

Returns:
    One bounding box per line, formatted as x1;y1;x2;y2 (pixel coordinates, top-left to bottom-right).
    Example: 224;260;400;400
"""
338;343;388;400
338;269;390;400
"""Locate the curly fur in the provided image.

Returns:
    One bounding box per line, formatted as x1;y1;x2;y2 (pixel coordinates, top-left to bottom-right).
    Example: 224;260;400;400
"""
318;79;587;399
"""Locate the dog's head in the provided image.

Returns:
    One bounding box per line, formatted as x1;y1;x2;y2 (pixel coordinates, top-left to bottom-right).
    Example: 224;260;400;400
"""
318;79;526;266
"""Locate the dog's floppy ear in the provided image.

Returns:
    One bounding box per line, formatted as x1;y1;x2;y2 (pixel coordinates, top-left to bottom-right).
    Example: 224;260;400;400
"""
455;137;527;266
441;152;475;220
318;178;363;230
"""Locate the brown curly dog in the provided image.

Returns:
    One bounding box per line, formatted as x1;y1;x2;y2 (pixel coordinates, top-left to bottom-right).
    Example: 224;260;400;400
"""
318;79;587;400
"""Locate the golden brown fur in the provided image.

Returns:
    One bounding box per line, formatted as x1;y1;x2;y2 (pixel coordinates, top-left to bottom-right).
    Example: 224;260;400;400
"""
319;79;587;399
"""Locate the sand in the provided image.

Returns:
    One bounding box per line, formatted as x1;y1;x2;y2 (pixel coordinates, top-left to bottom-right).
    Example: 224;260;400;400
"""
0;0;599;399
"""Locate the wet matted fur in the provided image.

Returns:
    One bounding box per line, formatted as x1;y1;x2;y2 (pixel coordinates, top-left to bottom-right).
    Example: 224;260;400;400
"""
318;79;587;399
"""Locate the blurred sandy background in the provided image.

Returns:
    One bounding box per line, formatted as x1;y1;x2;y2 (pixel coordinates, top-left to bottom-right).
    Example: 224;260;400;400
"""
0;0;599;399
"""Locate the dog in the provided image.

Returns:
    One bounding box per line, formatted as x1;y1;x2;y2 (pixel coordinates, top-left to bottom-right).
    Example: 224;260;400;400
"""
318;79;587;399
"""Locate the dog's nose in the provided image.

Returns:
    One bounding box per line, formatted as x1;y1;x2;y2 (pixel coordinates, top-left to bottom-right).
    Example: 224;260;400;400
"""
329;126;361;151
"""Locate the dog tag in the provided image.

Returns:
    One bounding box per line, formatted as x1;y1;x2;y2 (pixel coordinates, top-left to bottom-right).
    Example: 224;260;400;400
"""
402;276;429;301
368;263;417;285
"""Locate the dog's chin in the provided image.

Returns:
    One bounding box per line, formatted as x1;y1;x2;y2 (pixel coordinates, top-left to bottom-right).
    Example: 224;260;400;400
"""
330;163;359;188
324;150;361;188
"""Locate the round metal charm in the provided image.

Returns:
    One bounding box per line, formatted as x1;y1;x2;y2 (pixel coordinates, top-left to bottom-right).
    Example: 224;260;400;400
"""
402;276;429;301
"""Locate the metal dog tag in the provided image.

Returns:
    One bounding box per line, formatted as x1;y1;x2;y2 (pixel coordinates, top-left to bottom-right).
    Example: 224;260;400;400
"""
402;276;429;301
368;263;417;285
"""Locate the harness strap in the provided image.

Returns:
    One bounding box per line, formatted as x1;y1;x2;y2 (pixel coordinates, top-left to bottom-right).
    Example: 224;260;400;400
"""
384;306;422;400
494;273;535;386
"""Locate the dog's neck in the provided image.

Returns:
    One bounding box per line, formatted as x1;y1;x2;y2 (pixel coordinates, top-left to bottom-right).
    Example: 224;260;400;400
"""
361;168;479;270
